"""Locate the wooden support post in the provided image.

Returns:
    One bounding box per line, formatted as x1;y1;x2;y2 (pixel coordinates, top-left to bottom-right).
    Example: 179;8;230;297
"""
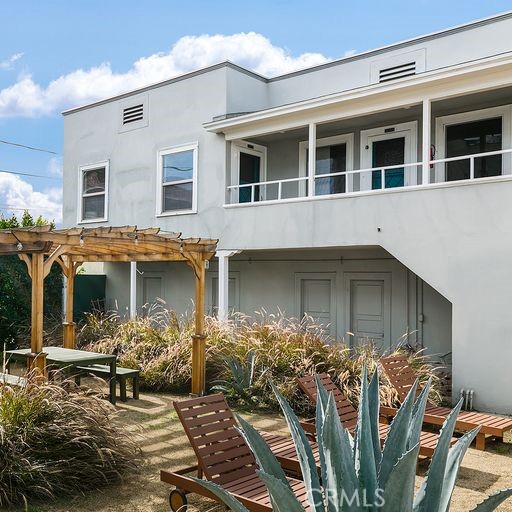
61;256;77;349
29;253;47;375
191;258;206;396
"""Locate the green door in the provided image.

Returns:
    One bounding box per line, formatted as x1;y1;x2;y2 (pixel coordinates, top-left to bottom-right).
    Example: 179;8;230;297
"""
371;137;405;189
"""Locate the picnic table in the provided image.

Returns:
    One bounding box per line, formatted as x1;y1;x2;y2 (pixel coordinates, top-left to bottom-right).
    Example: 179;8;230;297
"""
5;347;117;404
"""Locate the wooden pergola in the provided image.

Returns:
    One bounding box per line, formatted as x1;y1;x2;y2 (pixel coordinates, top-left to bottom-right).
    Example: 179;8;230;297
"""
0;225;217;395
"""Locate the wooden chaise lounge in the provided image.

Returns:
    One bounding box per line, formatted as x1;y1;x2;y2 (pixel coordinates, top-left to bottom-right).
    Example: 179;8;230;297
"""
380;354;512;450
160;393;315;512
297;373;453;459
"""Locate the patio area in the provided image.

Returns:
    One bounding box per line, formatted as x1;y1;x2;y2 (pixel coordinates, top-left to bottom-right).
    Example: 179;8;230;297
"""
22;389;512;512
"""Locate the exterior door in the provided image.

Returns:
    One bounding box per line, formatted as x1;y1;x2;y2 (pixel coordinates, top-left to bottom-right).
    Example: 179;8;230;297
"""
232;142;266;203
300;279;334;334
344;273;391;348
142;276;162;306
360;122;417;191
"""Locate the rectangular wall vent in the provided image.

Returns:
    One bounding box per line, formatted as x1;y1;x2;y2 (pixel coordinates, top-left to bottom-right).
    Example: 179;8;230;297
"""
379;62;416;83
122;104;144;125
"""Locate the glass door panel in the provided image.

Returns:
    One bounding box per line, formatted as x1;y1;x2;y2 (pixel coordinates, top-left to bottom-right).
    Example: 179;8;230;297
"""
371;137;405;189
239;152;261;203
446;117;502;181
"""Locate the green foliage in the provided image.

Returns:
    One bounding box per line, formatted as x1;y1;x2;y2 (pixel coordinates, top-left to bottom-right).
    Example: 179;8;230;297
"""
0;378;140;507
196;370;512;512
211;350;263;405
79;309;442;413
0;212;61;348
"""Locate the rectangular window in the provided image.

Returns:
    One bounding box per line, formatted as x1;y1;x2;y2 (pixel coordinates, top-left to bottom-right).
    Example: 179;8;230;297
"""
158;143;198;214
79;162;108;222
300;134;353;196
446;117;502;181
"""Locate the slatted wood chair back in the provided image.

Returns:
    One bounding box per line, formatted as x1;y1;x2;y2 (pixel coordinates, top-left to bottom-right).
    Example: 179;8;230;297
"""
297;373;358;430
173;393;257;485
380;354;426;403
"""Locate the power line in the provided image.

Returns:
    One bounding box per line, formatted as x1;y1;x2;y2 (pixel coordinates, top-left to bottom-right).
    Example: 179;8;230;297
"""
0;139;58;155
0;168;61;180
0;205;59;213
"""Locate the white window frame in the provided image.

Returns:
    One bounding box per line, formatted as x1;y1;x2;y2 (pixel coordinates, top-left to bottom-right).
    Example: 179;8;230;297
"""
299;133;354;195
230;140;267;203
434;105;512;182
78;161;109;224
156;142;198;217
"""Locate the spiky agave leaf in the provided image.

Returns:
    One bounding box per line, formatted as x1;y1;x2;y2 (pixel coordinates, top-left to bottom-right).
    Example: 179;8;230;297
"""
190;477;251;512
436;425;480;512
235;414;291;489
379;379;419;489
470;488;512;511
367;368;382;467
380;443;420;512
271;382;324;512
413;398;464;512
354;366;378;509
321;393;360;512
407;378;432;452
257;471;307;512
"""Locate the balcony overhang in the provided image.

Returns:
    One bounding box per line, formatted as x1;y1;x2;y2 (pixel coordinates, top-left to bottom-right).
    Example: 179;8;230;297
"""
204;52;512;141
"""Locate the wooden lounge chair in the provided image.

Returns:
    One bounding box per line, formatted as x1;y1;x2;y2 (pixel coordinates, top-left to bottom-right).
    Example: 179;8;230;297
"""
380;354;512;450
297;373;451;459
160;393;314;512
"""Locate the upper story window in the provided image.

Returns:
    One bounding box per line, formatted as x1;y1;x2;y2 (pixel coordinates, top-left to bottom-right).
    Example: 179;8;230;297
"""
157;143;198;215
79;161;109;223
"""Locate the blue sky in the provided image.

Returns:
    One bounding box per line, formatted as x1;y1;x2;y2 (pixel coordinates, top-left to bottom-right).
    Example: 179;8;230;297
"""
0;0;510;223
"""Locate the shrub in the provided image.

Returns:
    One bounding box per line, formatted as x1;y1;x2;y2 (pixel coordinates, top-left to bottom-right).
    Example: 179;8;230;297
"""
0;378;140;507
79;308;443;415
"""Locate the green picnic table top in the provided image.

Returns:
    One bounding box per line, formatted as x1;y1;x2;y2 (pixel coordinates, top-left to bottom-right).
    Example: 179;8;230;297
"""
6;347;116;366
5;347;117;404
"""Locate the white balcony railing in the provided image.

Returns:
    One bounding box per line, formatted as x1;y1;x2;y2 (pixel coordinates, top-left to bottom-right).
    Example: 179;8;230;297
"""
227;148;512;205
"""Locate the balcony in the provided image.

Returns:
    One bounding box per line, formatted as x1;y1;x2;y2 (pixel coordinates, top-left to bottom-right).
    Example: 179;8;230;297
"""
227;148;512;205
223;85;512;208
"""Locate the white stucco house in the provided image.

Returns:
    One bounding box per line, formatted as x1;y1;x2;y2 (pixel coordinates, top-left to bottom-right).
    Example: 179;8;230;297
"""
63;12;512;413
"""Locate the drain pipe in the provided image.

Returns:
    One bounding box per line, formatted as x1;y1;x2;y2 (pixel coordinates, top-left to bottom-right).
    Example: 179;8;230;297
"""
459;388;475;411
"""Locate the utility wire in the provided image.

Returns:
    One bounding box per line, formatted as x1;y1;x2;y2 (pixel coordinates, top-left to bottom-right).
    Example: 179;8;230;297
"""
0;168;61;180
0;139;58;155
0;205;58;212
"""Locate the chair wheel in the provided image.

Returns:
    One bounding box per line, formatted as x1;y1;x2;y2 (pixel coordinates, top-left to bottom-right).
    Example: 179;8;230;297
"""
169;488;187;511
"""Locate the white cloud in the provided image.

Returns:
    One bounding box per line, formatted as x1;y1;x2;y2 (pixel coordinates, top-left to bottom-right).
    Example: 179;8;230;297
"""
0;33;331;118
47;156;63;177
0;173;62;223
0;52;24;70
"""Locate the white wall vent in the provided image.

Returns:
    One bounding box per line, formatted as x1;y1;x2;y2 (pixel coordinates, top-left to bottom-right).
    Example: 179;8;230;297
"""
118;94;148;133
122;104;144;124
378;61;416;83
370;48;426;85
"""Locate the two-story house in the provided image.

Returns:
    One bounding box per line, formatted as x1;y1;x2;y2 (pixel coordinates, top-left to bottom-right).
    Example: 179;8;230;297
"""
63;12;512;413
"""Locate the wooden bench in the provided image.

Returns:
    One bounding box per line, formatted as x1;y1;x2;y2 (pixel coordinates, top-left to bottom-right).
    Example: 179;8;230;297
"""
0;372;27;387
76;365;140;402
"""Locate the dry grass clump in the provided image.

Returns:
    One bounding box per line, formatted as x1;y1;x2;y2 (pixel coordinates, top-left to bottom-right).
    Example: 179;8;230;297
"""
0;377;141;507
79;308;443;415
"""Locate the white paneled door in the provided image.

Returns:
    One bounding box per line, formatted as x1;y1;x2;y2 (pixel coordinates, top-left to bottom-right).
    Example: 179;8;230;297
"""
345;273;391;348
300;278;335;335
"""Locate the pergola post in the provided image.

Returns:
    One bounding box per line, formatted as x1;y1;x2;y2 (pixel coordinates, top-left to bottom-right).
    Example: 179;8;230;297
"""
28;253;46;374
58;255;79;349
191;257;206;396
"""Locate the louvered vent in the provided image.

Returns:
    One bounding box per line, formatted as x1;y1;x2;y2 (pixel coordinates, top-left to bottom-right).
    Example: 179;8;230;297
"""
122;104;144;125
379;62;416;83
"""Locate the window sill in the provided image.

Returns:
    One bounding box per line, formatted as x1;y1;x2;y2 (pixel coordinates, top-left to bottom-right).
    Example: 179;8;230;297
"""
77;217;108;224
156;209;197;218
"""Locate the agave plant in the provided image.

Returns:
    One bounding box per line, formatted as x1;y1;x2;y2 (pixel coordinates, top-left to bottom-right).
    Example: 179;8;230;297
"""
196;368;512;511
211;350;264;403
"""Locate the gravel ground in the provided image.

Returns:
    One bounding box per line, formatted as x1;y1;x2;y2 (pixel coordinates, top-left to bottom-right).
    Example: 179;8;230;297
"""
19;391;512;512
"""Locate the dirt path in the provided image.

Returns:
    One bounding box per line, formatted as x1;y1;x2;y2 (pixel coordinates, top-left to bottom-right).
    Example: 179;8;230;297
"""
22;391;512;512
